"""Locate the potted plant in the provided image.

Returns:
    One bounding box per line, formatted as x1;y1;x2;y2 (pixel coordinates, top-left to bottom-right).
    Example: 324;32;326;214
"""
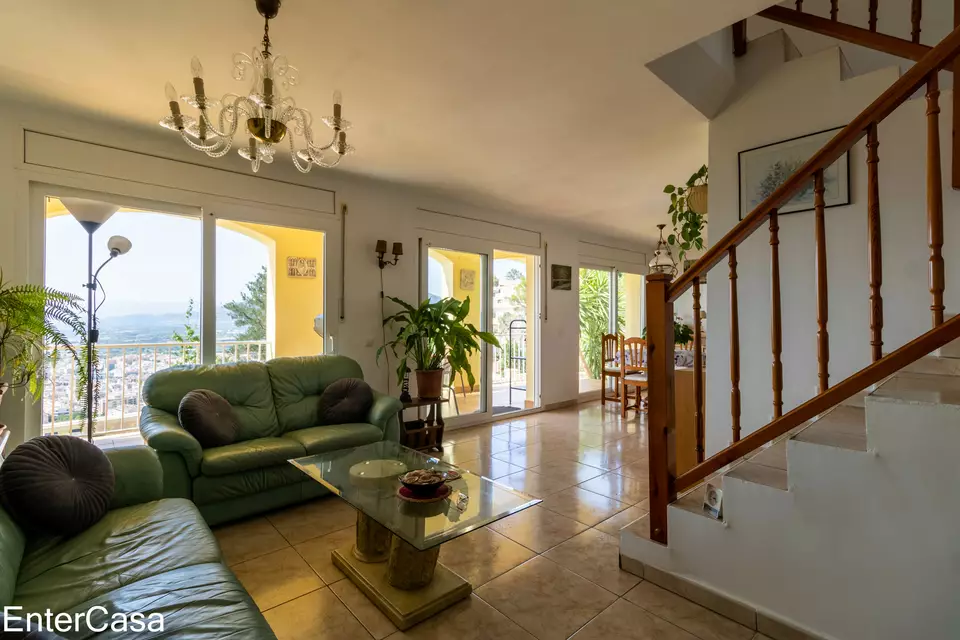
642;317;694;346
0;273;91;413
379;297;501;399
664;165;708;263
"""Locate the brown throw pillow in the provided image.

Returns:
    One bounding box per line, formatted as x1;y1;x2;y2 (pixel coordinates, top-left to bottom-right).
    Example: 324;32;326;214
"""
318;378;374;425
178;389;239;448
0;436;115;537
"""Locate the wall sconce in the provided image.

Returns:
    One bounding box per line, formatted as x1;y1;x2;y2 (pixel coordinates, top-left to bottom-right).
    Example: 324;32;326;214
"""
376;240;403;269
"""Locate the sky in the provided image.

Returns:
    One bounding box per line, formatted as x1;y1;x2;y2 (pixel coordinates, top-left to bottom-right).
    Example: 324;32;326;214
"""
45;207;267;318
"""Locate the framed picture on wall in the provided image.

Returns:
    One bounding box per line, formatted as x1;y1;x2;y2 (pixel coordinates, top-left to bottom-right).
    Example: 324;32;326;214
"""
738;126;850;219
550;264;572;290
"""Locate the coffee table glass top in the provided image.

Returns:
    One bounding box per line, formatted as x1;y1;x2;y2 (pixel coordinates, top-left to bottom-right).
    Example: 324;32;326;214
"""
290;441;540;551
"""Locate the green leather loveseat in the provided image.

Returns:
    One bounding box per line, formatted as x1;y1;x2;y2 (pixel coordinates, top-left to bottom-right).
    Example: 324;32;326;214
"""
1;446;275;639
139;355;402;525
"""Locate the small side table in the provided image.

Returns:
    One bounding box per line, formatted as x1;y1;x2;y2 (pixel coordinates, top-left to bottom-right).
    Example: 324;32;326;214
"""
398;397;445;453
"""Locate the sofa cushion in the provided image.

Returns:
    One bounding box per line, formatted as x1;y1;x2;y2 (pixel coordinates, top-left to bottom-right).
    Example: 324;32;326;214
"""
266;355;364;432
0;508;24;609
0;436;115;537
193;465;306;505
178;389;239;448
318;378;374;425
202;438;306;477
143;362;280;440
284;423;384;455
14;498;220;614
61;562;275;640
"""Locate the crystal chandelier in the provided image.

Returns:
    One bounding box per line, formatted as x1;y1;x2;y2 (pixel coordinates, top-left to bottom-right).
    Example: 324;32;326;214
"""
159;0;352;173
648;224;678;276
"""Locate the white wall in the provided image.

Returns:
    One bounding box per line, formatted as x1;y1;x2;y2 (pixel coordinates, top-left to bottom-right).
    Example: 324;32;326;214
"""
0;99;651;446
706;46;960;454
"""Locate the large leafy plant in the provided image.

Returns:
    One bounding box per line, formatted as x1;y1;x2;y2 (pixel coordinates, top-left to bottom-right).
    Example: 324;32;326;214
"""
664;164;708;263
379;297;501;390
0;272;91;405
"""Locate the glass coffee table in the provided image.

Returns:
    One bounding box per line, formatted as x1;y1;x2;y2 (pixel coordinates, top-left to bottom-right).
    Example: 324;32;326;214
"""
290;440;540;630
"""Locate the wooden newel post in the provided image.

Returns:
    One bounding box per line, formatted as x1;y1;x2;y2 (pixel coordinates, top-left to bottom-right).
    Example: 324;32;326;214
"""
645;273;677;545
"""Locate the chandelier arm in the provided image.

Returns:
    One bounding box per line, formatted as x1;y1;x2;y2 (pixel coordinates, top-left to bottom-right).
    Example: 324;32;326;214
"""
180;129;225;153
289;137;313;174
316;153;343;169
307;128;338;153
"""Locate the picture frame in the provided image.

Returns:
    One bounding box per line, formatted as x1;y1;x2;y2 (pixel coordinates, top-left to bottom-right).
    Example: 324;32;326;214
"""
738;126;850;219
550;264;572;290
459;268;476;291
286;256;317;278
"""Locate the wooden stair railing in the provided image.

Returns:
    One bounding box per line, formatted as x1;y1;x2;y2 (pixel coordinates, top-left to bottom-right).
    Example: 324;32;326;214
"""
644;23;960;545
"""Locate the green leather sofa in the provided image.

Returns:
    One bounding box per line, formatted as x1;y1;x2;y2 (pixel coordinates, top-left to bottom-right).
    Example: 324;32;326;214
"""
139;355;402;525
0;446;276;639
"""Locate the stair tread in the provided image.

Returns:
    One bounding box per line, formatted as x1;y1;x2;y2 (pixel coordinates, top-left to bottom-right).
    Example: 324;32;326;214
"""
902;355;960;376
793;405;867;452
872;371;960;406
622;513;651;540
673;485;708;517
724;461;788;491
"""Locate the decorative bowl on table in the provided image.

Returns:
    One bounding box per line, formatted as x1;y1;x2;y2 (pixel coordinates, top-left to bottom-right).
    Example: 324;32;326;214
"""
398;469;446;497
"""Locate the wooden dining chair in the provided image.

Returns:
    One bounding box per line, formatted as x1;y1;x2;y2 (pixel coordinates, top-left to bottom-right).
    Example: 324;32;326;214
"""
600;333;622;404
621;337;648;418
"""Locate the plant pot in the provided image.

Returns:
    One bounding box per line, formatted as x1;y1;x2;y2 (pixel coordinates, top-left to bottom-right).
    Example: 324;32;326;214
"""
415;370;444;400
687;184;708;215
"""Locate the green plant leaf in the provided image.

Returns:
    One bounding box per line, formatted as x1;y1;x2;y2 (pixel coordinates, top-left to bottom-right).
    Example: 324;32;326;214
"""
663;185;675;194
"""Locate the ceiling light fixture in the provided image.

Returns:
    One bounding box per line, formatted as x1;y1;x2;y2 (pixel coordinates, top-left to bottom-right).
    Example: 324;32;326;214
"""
159;0;353;174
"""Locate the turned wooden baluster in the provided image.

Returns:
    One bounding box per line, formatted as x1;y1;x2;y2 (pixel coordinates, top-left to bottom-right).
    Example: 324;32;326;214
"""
645;273;677;545
868;0;878;31
729;247;741;442
866;124;884;361
927;73;945;327
795;0;803;11
770;210;784;419
831;0;839;21
693;277;705;463
815;169;830;393
911;0;922;43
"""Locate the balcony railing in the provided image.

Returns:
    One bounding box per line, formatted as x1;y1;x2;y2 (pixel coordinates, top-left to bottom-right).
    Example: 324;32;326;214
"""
42;340;272;437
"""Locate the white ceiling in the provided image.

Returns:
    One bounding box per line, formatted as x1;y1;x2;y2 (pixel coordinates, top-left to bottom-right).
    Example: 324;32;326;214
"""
0;0;773;241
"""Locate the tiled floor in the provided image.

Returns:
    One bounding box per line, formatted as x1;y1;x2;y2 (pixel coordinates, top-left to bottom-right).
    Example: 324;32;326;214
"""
214;402;766;640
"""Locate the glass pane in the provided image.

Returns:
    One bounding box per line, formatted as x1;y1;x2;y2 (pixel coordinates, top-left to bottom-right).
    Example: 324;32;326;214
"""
426;247;486;416
43;197;201;439
492;250;538;415
619;271;645;338
578;267;612;394
215;220;325;362
291;441;540;551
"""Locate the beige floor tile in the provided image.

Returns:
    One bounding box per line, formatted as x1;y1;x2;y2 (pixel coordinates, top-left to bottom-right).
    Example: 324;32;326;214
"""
458;456;525;480
475;556;617;640
492;444;580;468
264;587;372;640
528;459;605;486
487;505;589;553
330;578;397;639
625;582;754;640
213;516;290;566
233;547;326;611
385;594;534;639
616;460;651;479
593;503;649;536
267;496;357;545
492;427;547;446
439;527;536;587
497;469;560;498
442;437;520;464
543;528;640;595
568;598;697;640
538;486;629;527
578;471;649;504
294;525;357;584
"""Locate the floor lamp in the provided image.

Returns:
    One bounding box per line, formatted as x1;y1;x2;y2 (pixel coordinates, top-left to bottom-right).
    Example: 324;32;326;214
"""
61;198;132;442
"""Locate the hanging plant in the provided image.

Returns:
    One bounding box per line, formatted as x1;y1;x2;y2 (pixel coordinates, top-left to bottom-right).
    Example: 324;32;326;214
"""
664;164;708;264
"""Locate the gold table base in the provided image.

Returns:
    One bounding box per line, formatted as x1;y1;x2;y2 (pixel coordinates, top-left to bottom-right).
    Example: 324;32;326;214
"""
332;544;472;630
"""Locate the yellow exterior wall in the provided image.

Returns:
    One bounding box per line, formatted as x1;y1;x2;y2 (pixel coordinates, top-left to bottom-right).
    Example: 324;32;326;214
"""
622;272;645;337
222;220;325;358
432;248;483;392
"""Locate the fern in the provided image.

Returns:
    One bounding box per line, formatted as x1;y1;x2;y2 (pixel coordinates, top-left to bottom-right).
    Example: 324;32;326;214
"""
0;272;95;417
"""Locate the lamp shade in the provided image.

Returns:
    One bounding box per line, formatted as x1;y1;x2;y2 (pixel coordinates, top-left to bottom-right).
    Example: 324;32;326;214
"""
392;242;403;257
375;240;387;254
61;198;120;227
107;236;132;256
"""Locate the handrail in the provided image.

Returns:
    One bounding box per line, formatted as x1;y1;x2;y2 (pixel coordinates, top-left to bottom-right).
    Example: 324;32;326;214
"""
668;22;960;302
676;314;960;492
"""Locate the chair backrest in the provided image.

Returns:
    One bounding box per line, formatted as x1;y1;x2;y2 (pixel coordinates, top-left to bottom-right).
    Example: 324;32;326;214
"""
602;334;620;365
622;337;647;374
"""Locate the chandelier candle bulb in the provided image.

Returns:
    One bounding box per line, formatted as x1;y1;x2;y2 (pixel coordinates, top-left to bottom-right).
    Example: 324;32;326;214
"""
333;90;342;120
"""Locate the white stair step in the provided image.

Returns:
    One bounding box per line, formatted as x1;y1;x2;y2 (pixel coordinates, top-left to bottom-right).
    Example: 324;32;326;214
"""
792;405;867;452
901;355;960;377
724;461;788;491
872;371;960;406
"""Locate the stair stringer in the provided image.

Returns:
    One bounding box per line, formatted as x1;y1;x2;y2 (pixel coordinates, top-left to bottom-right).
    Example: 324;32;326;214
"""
621;390;960;640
